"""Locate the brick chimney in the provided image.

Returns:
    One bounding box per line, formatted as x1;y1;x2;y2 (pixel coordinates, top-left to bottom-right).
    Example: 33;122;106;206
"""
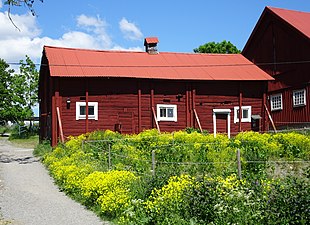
144;37;159;54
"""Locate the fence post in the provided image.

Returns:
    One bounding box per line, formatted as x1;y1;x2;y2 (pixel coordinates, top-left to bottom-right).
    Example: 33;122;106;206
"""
237;148;242;179
108;143;111;171
152;150;156;176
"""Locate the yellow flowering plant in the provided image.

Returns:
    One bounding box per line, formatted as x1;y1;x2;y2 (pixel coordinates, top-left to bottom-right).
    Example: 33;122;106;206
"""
81;170;137;217
145;174;194;224
37;129;309;224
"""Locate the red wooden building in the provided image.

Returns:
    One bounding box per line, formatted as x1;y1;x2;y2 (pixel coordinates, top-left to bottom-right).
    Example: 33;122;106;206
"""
243;7;310;129
39;38;273;146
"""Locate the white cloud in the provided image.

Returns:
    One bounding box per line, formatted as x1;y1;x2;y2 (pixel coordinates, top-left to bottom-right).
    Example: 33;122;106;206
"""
77;14;106;28
0;12;42;63
0;12;144;66
0;1;2;9
77;14;112;49
0;12;41;39
119;18;143;41
111;45;143;52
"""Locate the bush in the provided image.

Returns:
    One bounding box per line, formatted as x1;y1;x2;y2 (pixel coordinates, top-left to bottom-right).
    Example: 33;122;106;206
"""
263;176;310;224
81;170;137;218
272;132;310;160
9;123;39;139
144;174;194;224
33;140;52;157
39;130;310;224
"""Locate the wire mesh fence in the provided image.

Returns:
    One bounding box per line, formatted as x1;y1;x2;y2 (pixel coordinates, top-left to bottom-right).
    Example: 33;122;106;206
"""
81;138;310;179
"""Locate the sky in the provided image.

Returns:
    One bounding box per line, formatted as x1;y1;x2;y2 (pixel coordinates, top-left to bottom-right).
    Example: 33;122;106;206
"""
1;0;310;66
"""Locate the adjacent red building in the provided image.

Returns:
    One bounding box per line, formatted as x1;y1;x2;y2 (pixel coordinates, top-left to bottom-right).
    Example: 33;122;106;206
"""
243;7;310;129
39;38;273;146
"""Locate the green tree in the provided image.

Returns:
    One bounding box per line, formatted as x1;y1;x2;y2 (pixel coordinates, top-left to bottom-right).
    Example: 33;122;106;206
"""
0;59;15;124
0;56;38;124
194;40;241;54
18;55;39;119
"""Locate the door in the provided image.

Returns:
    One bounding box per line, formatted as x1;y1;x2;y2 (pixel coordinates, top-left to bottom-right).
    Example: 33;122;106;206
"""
216;114;228;133
213;109;231;138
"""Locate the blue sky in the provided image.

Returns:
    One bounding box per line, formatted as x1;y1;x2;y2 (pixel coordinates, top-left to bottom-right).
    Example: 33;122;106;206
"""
1;0;310;65
0;0;310;65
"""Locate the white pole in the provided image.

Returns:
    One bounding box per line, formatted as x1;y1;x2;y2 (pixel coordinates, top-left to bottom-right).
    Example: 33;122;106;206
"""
213;112;217;138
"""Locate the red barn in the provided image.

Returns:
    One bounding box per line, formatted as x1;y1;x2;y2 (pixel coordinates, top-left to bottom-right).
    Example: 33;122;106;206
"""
39;38;273;146
243;7;310;129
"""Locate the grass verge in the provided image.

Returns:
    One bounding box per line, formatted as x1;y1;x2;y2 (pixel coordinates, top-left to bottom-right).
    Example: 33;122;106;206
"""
8;135;39;149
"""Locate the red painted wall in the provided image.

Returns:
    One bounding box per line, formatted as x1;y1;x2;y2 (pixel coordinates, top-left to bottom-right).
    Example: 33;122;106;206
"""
243;10;310;127
40;78;266;143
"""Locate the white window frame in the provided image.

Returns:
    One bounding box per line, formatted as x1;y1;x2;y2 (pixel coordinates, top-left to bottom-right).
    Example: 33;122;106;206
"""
270;93;283;111
76;102;98;120
293;89;306;107
234;106;252;123
156;104;177;122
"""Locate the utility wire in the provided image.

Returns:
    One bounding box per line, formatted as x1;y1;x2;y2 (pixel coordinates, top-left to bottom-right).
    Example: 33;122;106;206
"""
5;59;310;68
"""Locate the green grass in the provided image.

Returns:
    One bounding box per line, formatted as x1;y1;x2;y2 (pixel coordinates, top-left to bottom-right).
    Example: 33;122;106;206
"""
33;140;53;157
9;135;39;149
0;126;12;136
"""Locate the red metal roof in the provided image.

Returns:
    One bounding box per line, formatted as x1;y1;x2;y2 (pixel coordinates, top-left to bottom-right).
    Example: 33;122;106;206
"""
144;37;159;45
43;46;273;81
267;6;310;39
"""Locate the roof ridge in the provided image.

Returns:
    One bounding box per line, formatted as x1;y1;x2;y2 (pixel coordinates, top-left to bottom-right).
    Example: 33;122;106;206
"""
44;45;145;54
267;6;310;14
44;45;242;56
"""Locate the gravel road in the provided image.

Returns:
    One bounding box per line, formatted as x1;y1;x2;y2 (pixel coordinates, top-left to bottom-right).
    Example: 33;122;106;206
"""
0;138;109;225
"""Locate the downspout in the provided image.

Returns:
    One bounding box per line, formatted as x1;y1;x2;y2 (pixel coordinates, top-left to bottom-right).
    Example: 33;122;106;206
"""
52;78;60;146
238;84;243;132
272;22;277;76
192;88;196;128
138;83;142;133
85;79;89;133
150;88;155;128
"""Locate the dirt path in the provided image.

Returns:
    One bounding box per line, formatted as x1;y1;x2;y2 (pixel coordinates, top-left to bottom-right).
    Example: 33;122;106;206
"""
0;138;109;225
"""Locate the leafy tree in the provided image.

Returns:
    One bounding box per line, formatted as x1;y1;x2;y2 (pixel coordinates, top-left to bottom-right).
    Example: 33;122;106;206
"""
18;55;39;119
0;56;38;124
194;40;241;54
0;59;15;124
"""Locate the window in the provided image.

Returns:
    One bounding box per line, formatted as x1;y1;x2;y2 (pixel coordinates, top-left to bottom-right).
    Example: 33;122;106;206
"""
270;94;283;111
157;104;177;122
234;106;252;123
76;102;98;120
293;89;306;107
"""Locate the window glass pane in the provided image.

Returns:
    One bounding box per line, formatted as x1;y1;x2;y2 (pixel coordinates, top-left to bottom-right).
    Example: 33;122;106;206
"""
160;108;166;117
80;106;95;116
88;106;95;115
167;108;174;117
80;106;86;115
271;94;282;110
293;90;305;106
242;109;248;119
